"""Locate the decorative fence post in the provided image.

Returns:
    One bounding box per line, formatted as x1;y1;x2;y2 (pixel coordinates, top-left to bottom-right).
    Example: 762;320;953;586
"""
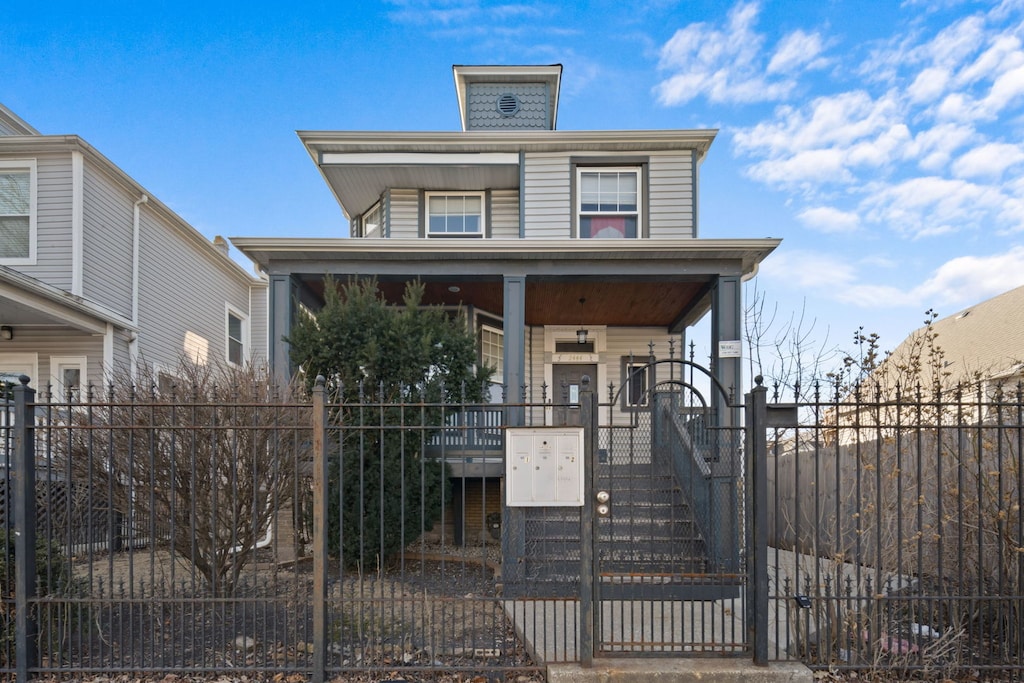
311;376;327;683
579;375;597;667
13;376;38;681
745;377;769;666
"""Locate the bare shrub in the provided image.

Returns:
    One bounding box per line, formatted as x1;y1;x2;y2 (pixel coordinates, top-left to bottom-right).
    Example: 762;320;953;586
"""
53;360;311;594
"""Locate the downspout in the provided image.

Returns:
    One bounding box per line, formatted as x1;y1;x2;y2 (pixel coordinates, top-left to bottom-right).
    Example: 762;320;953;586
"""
71;151;84;296
130;194;148;377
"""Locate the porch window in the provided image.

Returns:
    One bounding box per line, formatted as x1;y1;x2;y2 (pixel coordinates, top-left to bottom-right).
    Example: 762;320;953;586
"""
622;358;649;409
480;324;503;377
0;160;36;264
578;169;639;239
362;201;381;237
426;193;484;237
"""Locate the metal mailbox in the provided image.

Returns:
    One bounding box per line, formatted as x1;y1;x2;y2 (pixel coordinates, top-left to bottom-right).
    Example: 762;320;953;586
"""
505;427;584;506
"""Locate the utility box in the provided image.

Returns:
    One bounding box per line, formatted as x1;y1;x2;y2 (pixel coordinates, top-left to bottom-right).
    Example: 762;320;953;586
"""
505;427;584;506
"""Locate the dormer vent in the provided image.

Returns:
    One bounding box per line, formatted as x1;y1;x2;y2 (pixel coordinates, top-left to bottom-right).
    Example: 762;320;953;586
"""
453;65;562;131
497;93;520;117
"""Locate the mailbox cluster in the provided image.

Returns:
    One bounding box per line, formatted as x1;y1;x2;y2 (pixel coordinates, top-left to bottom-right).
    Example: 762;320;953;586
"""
505;427;585;506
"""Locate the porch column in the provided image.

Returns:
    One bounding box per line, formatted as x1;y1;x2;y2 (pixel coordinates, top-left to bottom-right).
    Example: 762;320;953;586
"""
501;274;527;586
502;274;527;419
711;274;742;427
268;273;296;380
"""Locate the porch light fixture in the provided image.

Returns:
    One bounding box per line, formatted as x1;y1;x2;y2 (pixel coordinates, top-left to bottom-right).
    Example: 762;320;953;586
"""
0;326;11;341
576;298;588;344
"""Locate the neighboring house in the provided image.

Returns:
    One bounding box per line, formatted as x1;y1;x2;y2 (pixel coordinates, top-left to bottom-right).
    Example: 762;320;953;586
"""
815;285;1024;447
0;103;267;397
881;284;1024;396
232;65;780;546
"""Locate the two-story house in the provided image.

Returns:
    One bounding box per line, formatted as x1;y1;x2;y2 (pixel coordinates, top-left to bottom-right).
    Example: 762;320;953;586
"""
232;65;780;557
234;65;778;407
0;103;267;396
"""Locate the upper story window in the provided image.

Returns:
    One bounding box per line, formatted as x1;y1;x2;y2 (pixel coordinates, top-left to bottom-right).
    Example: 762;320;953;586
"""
0;159;37;264
362;202;381;237
226;306;247;366
578;168;640;239
426;192;484;237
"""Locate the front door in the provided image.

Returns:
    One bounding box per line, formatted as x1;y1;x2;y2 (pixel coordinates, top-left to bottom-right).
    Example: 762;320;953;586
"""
552;363;596;426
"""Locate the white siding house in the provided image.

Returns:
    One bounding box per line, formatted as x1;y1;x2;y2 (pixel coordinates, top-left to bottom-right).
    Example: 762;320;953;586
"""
0;103;267;395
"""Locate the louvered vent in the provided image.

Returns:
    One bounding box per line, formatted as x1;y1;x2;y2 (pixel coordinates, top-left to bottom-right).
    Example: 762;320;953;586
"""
496;93;520;117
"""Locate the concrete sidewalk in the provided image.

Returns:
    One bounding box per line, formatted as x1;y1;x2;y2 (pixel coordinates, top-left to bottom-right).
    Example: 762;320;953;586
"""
502;559;818;682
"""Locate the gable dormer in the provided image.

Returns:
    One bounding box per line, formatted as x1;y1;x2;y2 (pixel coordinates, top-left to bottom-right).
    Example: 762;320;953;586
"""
453;65;562;131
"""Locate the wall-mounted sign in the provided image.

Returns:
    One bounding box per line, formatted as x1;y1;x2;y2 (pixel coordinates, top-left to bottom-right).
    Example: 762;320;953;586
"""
718;340;743;358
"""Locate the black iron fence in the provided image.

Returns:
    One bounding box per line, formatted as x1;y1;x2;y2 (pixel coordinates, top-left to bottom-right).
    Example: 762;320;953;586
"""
4;371;1023;681
758;380;1024;678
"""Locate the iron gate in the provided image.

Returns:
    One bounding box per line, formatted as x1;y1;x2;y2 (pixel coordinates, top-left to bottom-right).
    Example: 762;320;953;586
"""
578;360;750;659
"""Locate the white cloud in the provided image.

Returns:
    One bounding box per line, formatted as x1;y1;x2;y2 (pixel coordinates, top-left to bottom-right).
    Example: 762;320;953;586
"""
905;122;977;171
767;29;827;74
654;1;823;105
757;249;857;290
861;176;1010;237
765;247;1024;312
746;148;853;187
797;206;861;233
719;0;1024;244
907;66;951;103
914;246;1024;305
951;141;1024;178
733;90;902;158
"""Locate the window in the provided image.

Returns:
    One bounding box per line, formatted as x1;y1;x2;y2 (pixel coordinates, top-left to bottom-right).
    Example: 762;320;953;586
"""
480;324;504;377
622;359;649;409
50;356;87;402
362;202;381;237
578;168;639;239
426;193;484;236
0;160;36;263
226;307;247;366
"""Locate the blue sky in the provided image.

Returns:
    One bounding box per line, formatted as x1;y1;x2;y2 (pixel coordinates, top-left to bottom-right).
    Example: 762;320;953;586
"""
4;0;1024;379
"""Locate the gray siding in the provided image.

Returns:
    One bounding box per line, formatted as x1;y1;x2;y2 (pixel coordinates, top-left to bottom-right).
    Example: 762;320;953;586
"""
249;281;269;364
522;153;570;238
466;83;550;131
81;162;134;318
0;331;104;389
8;153;74;287
387;189;420;239
135;209;252;371
648;151;695;238
490;189;519;238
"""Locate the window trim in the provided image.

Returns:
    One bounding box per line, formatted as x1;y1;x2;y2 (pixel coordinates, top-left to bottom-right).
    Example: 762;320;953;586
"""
479;323;504;378
49;355;87;402
621;357;650;411
425;191;486;238
225;304;248;367
0;159;38;265
576;166;643;240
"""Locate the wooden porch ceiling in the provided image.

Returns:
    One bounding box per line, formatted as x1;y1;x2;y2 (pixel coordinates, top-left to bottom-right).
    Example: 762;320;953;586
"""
299;277;710;328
